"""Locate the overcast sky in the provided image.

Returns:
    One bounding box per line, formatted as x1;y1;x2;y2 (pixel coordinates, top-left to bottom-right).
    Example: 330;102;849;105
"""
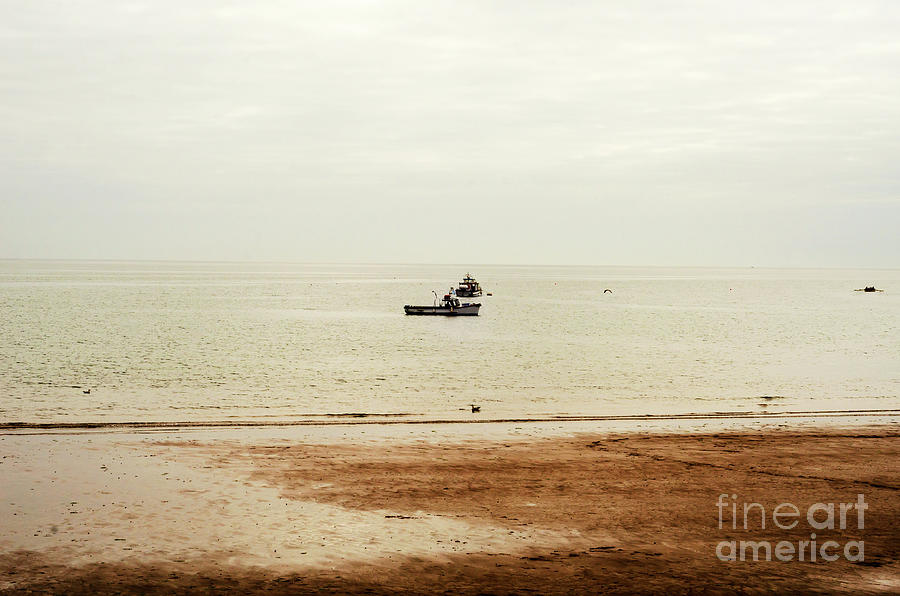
2;1;898;266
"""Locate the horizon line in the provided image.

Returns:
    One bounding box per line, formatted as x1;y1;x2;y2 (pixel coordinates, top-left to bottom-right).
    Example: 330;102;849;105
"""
0;256;898;271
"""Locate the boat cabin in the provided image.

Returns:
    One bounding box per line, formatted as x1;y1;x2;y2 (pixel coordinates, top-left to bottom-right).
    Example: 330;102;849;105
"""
456;273;482;297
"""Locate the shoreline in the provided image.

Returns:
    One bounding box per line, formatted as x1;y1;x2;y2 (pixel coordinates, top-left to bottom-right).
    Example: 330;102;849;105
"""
2;407;898;433
2;422;898;593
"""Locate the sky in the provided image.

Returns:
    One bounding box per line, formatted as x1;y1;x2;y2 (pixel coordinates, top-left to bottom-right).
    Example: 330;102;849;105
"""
1;1;899;267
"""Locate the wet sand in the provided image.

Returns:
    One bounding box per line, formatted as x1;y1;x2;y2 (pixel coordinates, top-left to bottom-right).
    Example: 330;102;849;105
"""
1;422;898;594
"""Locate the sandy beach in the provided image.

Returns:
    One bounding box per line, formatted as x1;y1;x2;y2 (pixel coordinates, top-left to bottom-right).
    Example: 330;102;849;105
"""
1;419;898;594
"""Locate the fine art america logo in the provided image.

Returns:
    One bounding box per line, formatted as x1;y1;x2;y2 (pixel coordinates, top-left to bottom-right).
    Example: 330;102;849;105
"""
715;494;867;562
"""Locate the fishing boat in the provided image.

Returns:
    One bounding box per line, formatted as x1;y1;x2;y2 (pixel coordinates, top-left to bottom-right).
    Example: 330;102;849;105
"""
456;273;483;297
404;292;481;316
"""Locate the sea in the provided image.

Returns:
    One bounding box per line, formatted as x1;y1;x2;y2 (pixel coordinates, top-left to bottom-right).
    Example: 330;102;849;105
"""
1;260;898;424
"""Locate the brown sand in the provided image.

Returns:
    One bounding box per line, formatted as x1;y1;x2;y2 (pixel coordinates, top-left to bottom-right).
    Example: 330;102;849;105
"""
1;426;898;594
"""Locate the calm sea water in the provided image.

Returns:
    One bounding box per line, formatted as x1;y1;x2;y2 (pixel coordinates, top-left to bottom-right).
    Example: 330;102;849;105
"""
1;260;898;423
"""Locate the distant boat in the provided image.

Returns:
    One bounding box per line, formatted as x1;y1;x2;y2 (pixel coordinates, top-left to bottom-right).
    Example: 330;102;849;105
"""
455;273;483;297
855;286;884;292
404;292;481;316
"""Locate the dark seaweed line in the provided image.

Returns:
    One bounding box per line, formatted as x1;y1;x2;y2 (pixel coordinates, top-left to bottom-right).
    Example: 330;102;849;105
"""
1;409;898;433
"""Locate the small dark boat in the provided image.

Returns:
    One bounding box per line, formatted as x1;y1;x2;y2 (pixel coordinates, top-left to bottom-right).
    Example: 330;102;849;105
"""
404;293;481;316
455;273;483;297
855;286;884;292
